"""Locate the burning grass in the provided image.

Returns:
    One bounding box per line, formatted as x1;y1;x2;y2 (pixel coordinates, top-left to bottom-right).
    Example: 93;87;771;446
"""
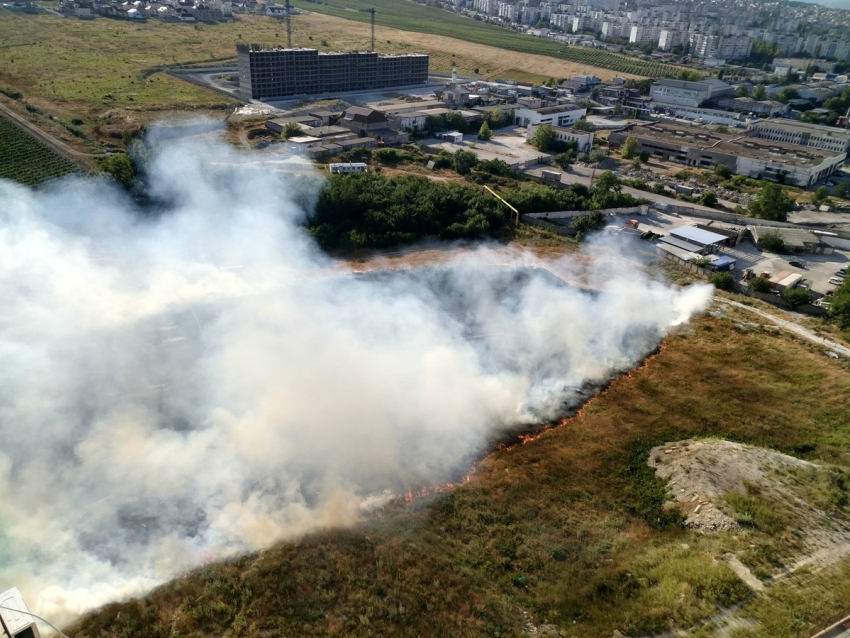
68;313;850;638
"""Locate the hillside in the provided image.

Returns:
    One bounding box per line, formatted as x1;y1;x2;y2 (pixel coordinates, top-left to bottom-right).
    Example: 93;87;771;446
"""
68;291;850;638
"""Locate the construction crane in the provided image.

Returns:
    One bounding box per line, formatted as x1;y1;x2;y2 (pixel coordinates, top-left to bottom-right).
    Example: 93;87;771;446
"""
359;7;376;52
285;0;292;48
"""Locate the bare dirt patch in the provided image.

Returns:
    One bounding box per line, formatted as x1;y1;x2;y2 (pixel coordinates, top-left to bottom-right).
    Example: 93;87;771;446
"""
650;439;850;578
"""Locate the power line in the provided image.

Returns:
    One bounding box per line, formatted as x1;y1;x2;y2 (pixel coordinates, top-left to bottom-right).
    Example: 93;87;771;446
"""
0;604;72;638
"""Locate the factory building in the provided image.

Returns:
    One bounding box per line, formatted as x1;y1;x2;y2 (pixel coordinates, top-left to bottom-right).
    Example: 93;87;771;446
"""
610;123;844;187
237;45;429;100
747;120;850;155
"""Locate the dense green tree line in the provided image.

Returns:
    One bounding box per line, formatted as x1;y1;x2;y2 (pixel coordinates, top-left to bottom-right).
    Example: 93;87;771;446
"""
308;171;641;250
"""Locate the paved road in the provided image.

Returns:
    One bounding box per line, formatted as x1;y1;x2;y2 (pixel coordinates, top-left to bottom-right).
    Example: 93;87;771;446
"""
716;297;850;359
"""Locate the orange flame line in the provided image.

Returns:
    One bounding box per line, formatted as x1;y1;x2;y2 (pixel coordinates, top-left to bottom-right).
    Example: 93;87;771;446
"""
386;339;669;507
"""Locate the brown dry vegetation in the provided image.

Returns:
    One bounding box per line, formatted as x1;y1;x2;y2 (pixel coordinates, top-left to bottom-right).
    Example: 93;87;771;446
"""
68;296;850;638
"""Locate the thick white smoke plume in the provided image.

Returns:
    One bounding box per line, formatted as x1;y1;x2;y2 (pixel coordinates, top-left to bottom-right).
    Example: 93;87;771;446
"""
0;134;712;625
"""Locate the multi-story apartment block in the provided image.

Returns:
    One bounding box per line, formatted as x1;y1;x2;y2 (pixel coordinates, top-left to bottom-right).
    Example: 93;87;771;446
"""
237;45;429;100
716;35;754;59
630;25;661;44
689;33;720;58
498;1;517;21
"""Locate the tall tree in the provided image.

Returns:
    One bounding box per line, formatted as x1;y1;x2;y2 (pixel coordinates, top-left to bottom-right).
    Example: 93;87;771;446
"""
748;183;795;222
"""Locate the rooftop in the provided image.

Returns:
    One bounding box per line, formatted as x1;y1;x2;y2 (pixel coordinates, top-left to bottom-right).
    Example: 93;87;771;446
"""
627;123;844;166
751;119;850;139
531;104;585;114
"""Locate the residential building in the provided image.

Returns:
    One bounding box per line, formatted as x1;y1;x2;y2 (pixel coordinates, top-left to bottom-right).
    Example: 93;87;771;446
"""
237;45;429;100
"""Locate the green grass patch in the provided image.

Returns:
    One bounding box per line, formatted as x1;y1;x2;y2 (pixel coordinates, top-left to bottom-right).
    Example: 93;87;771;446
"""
725;489;788;535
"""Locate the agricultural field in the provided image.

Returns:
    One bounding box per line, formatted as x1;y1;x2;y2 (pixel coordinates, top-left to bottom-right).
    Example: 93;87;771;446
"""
291;0;685;78
0;113;79;185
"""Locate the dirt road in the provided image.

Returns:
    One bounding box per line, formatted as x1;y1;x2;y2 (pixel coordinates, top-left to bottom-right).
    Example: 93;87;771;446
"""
0;100;101;171
716;297;850;359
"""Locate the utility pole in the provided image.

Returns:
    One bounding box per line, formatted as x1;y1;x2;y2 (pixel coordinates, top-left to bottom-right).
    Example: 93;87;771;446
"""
285;0;292;48
359;7;376;51
483;185;519;226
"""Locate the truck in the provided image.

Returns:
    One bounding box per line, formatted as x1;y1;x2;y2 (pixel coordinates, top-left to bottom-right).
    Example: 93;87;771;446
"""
541;169;562;182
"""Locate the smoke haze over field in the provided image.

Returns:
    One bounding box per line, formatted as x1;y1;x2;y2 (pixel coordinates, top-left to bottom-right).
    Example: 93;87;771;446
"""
0;136;712;625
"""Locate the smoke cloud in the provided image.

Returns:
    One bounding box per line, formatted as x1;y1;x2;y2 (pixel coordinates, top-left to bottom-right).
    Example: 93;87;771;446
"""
0;133;712;625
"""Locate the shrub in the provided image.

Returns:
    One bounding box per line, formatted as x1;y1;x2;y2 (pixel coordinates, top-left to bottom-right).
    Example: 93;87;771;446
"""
374;148;401;163
700;191;718;207
781;287;813;308
452;149;478;175
709;272;735;291
758;231;786;253
477;121;492;141
282;121;302;139
621;136;639;159
748;277;772;294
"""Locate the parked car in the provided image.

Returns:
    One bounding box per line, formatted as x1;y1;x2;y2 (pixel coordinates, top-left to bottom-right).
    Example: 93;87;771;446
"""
836;268;847;277
789;260;805;268
829;277;845;286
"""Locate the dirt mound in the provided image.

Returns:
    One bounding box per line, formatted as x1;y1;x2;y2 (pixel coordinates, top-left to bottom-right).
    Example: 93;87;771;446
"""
649;439;812;533
650;439;850;578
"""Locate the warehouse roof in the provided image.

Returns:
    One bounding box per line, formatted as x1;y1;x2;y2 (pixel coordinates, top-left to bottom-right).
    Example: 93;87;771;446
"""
624;123;843;167
671;225;729;246
748;226;822;250
659;235;707;254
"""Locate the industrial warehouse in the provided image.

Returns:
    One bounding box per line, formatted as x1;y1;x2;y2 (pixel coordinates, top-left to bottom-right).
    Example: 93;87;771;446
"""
236;45;430;100
609;122;845;187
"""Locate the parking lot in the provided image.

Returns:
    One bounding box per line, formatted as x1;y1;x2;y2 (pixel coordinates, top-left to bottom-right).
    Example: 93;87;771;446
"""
425;128;551;167
626;209;850;295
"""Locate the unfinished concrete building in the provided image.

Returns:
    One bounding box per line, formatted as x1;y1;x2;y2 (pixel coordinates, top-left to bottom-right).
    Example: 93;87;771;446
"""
237;45;429;100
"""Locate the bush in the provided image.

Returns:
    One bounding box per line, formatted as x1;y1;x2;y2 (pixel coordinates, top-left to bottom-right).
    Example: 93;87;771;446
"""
282;121;302;139
571;211;606;238
374;148;401;163
758;231;786;253
477;121;492;141
621;136;639;159
781;287;813;309
700;191;718;207
748;277;772;294
452;149;478;175
709;272;736;291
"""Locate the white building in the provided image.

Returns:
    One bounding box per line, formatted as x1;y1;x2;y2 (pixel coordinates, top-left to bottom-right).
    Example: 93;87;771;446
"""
658;29;680;51
526;124;594;152
748;120;850;155
514;104;587;127
649;78;732;108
